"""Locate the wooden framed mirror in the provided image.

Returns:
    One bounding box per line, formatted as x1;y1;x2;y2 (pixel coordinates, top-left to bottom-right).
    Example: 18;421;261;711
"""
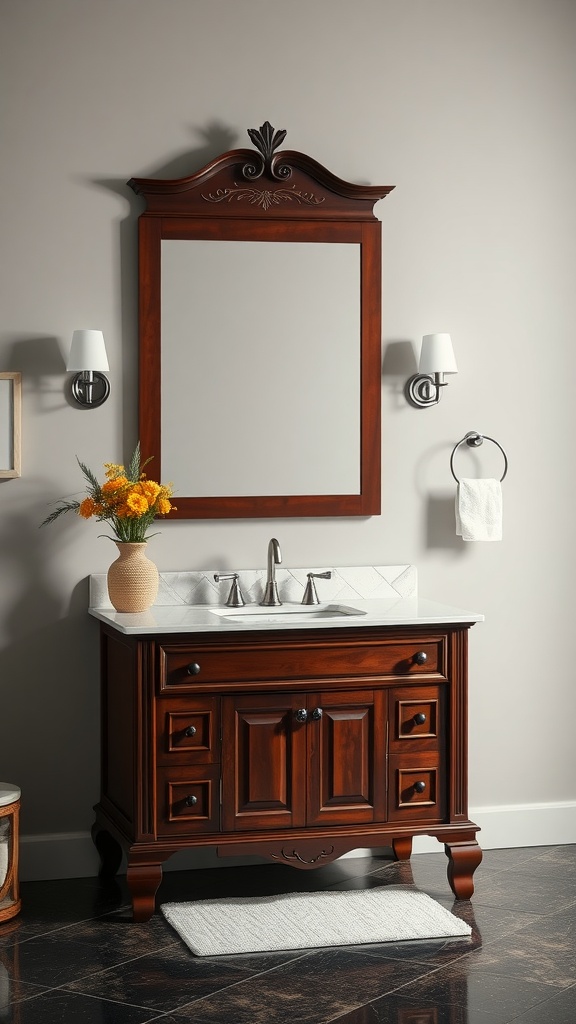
128;123;393;519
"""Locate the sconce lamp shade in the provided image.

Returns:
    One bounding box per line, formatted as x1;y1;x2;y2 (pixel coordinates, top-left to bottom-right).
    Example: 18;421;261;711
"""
418;333;458;375
66;330;109;372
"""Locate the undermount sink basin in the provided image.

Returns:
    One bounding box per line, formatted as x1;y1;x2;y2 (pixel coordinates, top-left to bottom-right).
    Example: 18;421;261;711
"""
212;603;366;624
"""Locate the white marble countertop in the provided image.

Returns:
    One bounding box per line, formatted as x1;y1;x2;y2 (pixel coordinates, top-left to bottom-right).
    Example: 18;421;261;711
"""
89;596;483;636
88;564;483;635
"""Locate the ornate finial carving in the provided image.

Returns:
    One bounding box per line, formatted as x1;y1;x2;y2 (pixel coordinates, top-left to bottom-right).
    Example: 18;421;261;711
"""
247;121;287;163
241;121;291;181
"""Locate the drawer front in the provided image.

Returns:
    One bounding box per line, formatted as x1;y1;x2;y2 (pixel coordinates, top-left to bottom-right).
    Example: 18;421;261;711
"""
388;685;445;753
159;637;445;691
157;766;220;835
156;697;220;765
388;752;445;823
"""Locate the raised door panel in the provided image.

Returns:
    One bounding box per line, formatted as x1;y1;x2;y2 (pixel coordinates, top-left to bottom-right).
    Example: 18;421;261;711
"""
221;693;307;832
307;690;386;826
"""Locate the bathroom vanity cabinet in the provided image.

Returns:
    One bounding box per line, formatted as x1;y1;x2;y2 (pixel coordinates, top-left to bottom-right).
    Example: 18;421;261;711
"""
92;618;482;921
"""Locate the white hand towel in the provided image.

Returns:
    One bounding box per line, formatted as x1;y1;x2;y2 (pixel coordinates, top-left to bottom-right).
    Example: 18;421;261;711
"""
456;478;502;541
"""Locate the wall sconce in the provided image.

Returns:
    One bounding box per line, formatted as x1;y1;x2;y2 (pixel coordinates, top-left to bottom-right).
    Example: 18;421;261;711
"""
405;333;458;408
66;330;110;408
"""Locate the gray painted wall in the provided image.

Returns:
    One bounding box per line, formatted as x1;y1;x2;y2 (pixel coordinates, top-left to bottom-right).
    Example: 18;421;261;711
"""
1;0;575;875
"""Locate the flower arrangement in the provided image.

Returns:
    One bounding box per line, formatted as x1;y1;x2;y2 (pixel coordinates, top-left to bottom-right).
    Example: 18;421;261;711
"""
41;443;175;543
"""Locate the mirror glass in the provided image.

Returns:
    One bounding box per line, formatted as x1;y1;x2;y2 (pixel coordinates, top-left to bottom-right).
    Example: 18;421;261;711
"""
161;240;361;496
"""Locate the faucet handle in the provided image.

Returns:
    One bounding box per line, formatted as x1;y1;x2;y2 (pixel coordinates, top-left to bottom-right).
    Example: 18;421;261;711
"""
214;573;245;607
301;571;332;605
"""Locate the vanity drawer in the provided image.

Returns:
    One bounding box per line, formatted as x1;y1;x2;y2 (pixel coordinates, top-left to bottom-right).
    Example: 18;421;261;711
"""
388;685;445;753
388;752;445;823
158;637;446;691
157;766;221;835
156;697;220;765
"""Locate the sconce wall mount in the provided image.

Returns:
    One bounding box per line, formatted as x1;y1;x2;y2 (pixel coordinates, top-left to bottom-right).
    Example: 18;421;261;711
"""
67;330;110;408
405;333;457;409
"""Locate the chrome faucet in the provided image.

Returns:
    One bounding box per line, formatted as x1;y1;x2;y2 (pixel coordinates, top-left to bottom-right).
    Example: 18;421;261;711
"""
260;538;282;606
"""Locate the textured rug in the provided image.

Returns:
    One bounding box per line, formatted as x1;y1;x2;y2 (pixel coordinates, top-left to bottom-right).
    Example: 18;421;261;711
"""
161;886;472;957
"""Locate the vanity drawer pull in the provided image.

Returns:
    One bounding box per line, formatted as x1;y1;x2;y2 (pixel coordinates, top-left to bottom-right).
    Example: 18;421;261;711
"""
186;662;201;676
413;781;427;793
413;713;427;725
414;652;427;665
185;794;198;806
184;725;197;737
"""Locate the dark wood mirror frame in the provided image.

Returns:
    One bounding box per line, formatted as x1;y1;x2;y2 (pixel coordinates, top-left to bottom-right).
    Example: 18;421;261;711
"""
128;123;394;519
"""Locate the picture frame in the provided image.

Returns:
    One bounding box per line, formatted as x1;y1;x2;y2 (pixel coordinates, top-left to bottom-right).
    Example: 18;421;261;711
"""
0;372;22;478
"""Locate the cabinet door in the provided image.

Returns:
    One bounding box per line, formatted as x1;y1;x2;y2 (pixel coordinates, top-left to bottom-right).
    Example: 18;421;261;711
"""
221;693;307;831
307;690;386;826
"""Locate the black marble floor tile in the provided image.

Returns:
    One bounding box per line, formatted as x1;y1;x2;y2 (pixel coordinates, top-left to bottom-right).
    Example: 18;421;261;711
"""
64;942;299;1014
2;844;574;1024
167;947;435;1023
0;987;165;1023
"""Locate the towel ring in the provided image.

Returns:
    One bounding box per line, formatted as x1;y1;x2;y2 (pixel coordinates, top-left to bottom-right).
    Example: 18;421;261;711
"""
450;431;508;483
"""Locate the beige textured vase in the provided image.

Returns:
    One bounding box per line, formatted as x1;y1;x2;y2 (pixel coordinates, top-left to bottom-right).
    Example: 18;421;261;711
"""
107;542;159;613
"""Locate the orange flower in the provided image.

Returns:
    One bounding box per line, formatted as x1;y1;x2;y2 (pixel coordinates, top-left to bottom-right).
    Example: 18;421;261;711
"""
135;480;161;504
78;497;97;519
102;476;128;495
125;491;149;516
157;497;173;515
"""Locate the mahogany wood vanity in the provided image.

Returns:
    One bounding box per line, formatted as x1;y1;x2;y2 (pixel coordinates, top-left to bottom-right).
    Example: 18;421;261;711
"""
92;612;482;921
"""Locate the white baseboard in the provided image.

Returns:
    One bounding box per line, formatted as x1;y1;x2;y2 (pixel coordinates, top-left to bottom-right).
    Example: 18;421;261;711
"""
19;801;576;881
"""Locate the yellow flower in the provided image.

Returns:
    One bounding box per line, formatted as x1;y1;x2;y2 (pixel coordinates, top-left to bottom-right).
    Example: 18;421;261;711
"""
135;480;161;504
125;491;149;516
157;497;173;515
104;463;125;479
102;476;128;495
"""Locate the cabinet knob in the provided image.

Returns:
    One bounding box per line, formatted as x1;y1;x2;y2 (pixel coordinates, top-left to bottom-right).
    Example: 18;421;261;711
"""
294;708;308;723
186;662;201;675
414;651;427;665
413;713;427;725
185;725;197;737
311;707;323;721
413;781;426;793
185;794;198;806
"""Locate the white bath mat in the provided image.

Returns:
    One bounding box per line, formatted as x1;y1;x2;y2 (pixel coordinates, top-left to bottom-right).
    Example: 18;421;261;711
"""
161;886;471;957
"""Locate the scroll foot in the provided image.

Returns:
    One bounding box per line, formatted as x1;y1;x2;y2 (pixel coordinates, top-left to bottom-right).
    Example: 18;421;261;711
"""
445;839;483;900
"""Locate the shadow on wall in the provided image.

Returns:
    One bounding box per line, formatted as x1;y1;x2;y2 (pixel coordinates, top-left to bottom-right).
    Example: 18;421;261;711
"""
382;339;418;411
0;509;100;834
5;335;67;415
83;120;241;448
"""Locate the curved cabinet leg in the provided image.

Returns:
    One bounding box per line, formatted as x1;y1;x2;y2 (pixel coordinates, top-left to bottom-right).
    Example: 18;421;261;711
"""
91;823;123;879
445;840;483;900
126;862;163;922
392;836;413;861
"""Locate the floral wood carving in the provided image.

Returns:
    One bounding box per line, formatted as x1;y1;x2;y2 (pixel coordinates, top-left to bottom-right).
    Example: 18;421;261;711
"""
271;845;335;865
202;183;324;210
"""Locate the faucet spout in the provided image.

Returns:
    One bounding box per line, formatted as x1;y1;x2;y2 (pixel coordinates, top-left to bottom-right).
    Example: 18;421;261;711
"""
260;538;282;606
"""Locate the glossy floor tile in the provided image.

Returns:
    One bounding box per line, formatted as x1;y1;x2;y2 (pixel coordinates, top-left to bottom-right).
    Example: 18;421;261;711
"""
0;845;574;1023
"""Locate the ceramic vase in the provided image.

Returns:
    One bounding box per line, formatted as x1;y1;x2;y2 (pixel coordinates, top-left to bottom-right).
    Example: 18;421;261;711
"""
107;542;159;613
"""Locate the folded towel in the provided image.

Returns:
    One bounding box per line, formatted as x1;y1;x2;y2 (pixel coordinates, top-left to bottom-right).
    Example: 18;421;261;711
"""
456;478;502;541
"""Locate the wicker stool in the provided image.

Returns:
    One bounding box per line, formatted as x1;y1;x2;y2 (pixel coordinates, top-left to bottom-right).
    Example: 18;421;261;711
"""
0;784;21;922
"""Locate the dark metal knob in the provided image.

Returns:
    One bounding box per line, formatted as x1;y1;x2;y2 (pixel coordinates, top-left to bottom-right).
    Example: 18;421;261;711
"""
414;781;426;793
185;794;198;806
311;707;323;721
414;651;427;665
414;713;427;725
295;708;308;723
186;662;201;675
185;725;197;737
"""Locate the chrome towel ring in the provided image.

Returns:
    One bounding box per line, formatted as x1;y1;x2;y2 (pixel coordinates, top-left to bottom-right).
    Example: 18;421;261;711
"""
450;431;508;483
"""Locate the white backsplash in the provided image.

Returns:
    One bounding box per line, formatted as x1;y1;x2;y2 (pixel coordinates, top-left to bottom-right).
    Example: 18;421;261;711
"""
89;564;417;610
